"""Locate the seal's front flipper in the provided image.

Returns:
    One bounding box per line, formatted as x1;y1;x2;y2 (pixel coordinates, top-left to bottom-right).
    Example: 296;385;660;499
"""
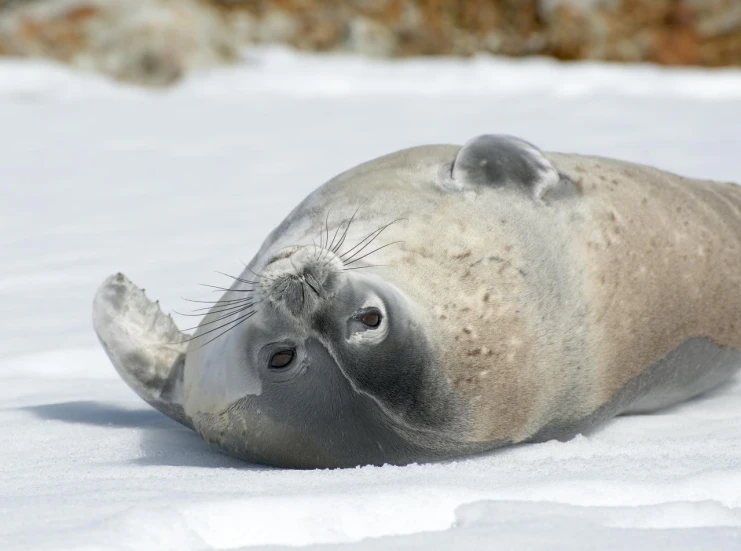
93;273;193;429
451;134;576;202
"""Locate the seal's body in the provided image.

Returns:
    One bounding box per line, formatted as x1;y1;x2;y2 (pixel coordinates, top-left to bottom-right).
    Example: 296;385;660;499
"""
93;135;741;468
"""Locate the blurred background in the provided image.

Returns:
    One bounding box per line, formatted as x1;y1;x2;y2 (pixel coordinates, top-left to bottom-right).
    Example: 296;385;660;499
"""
0;0;739;86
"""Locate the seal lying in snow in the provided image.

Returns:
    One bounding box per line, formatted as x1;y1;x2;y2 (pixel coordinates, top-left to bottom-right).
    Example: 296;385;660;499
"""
93;134;741;468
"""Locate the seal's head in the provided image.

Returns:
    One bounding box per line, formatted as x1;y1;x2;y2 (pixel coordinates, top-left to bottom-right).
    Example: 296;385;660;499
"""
185;243;462;468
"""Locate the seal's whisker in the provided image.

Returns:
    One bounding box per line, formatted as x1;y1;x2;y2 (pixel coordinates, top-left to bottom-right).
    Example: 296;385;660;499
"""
175;301;257;318
179;303;258;332
332;222;351;254
186;298;258;313
340;218;404;262
184;308;242;317
340;224;394;263
322;210;360;267
215;271;262;286
245;265;276;282
184;299;261;316
339;226;384;261
344;241;403;266
196;310;260;349
317;220;325;253
321;209;332;263
331;206;361;256
175;308;235;318
314;209;334;265
199;284;257;293
177;308;258;345
182;297;255;305
342;264;385;271
329;205;360;256
321;230;343;268
326;216;345;259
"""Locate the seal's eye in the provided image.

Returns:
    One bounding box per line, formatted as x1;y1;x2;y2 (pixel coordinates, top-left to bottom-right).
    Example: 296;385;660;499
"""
269;349;295;369
359;310;382;329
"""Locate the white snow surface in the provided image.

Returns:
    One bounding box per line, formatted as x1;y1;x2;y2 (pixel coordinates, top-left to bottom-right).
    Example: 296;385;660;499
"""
2;48;741;550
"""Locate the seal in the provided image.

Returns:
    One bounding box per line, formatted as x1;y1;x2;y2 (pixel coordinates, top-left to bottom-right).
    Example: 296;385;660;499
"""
93;134;741;468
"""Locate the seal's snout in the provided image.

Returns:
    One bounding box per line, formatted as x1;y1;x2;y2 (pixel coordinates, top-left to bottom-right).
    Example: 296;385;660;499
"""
263;245;342;316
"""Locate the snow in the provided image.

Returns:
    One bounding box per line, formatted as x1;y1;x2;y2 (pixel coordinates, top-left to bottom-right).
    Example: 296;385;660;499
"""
1;48;741;550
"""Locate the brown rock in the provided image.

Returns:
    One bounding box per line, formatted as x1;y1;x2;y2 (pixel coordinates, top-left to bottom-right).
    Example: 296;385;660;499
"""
345;15;397;57
0;0;239;86
292;9;342;51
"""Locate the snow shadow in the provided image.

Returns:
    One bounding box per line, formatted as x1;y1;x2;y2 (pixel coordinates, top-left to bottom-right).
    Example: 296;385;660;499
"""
23;400;260;469
24;400;172;429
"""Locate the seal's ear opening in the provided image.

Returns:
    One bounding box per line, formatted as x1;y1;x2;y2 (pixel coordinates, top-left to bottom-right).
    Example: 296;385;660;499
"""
93;273;193;429
451;134;569;201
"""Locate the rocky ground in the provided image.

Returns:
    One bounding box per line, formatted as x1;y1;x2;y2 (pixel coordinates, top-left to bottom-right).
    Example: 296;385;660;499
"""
0;0;238;86
216;0;741;65
0;0;739;85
